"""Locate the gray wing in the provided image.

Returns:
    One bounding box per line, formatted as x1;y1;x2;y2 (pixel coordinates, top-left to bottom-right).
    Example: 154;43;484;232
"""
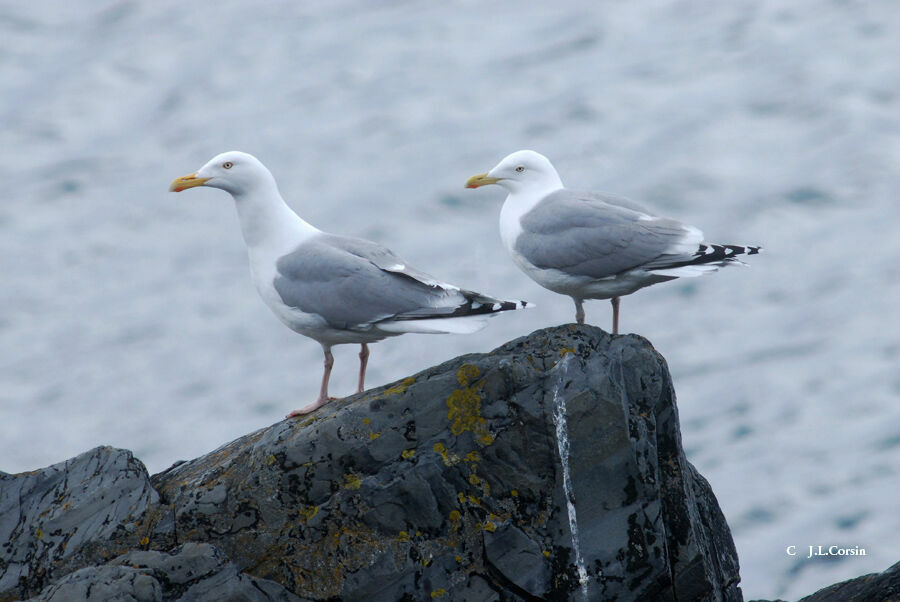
515;189;701;279
273;235;510;330
576;190;657;216
315;234;450;288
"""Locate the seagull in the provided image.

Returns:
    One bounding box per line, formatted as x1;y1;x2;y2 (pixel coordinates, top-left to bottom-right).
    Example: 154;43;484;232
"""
170;151;527;417
465;150;759;334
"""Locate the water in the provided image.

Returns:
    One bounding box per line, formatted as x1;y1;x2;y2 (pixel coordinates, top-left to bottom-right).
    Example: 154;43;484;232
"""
551;356;591;596
1;2;899;598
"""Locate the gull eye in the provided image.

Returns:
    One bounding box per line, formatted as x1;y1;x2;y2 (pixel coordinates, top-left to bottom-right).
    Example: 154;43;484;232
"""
222;161;234;169
515;165;525;173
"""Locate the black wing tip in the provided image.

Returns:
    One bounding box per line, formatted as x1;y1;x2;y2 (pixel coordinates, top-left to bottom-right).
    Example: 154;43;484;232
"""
688;243;762;264
392;298;528;322
497;299;530;312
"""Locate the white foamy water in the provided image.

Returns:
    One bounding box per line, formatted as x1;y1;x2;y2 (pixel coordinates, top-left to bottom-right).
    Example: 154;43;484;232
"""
2;2;899;598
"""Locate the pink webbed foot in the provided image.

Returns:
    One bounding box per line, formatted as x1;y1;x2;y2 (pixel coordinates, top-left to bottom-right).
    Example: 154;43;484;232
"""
286;396;338;418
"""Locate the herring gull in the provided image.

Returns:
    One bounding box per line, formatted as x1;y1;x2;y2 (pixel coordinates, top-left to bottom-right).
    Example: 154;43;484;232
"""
170;151;527;417
466;150;759;334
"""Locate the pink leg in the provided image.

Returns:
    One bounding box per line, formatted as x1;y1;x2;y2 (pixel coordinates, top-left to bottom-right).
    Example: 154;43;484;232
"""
357;343;370;394
574;299;585;324
611;296;620;335
287;347;336;418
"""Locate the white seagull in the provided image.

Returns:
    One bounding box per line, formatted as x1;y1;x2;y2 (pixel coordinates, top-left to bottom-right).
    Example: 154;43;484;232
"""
466;150;759;334
170;151;527;417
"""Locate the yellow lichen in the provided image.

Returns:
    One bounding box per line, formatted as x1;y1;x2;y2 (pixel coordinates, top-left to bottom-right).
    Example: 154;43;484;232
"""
511;489;519;497
401;449;415;459
381;376;416;397
430;588;446;598
483;521;497;532
448;510;461;522
446;388;481;436
299;506;319;521
456;364;480;386
559;347;577;357
140;536;149;546
543;550;551;557
362;417;371;425
266;454;277;466
446;366;493;446
432;442;459;466
343;473;361;490
368;432;381;440
397;531;410;542
467;468;491;497
463;451;481;463
299;416;317;428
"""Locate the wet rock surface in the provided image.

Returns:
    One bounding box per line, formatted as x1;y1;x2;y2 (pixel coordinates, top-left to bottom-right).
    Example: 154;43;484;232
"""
3;325;744;601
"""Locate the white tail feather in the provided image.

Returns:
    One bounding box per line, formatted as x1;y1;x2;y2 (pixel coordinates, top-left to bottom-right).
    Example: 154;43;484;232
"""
376;315;491;335
651;264;721;278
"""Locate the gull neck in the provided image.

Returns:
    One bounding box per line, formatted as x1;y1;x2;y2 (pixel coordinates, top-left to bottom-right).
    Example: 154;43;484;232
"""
232;184;319;251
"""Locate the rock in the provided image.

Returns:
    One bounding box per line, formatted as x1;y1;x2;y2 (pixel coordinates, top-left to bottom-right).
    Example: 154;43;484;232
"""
148;325;741;600
29;543;303;601
0;446;163;598
754;560;900;602
0;325;744;601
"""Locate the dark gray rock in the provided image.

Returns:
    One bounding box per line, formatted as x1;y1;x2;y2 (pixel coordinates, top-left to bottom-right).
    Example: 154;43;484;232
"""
0;446;165;599
750;561;900;602
1;325;745;601
28;542;303;601
148;325;742;601
30;565;161;602
796;560;900;602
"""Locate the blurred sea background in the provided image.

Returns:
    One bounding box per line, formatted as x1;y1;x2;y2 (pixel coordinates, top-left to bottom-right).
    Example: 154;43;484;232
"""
1;1;898;598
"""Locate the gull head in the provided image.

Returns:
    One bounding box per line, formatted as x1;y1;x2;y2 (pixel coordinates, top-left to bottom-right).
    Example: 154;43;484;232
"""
169;151;275;196
465;150;564;195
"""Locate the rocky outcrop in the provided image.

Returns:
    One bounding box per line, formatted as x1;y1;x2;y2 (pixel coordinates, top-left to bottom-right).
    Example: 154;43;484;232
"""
748;561;900;602
32;543;300;602
797;561;900;601
0;446;158;598
2;325;743;601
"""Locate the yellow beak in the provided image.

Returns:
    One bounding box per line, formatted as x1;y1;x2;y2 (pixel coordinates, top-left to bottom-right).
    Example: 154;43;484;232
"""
169;172;210;192
465;172;501;189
